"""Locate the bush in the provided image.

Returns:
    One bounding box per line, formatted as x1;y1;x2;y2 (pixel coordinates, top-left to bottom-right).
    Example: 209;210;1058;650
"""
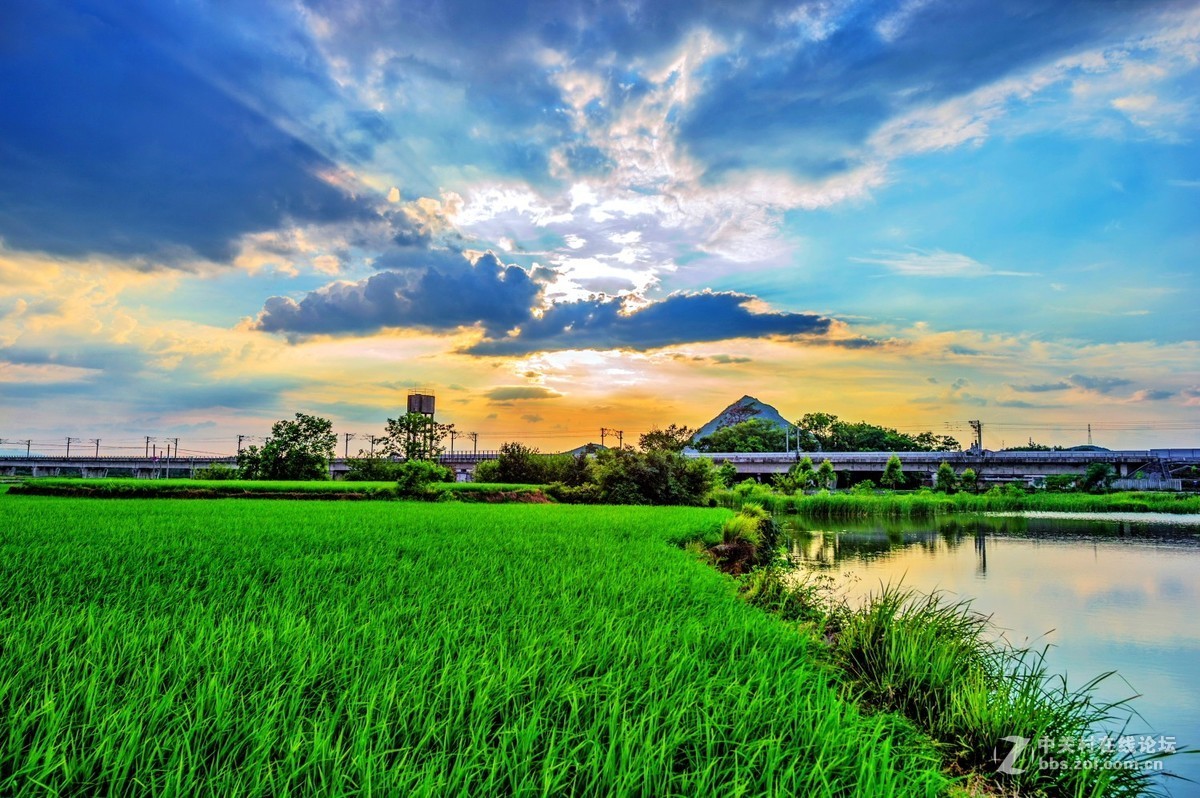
344;457;401;481
472;459;500;482
1044;473;1079;492
544;482;601;504
592;448;715;505
934;461;957;494
193;463;238;480
1082;462;1116;493
715;462;739;488
395;460;452;498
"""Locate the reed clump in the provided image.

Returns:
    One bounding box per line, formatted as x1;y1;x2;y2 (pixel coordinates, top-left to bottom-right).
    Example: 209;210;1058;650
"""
737;571;1166;797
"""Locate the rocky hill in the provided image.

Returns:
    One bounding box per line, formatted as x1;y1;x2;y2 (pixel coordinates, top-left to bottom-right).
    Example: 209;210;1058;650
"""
693;395;790;442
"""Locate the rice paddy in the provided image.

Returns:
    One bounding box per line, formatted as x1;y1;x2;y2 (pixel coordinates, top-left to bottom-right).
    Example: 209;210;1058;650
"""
0;494;952;796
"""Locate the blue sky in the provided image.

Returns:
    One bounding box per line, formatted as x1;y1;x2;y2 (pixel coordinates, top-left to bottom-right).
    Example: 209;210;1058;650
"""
1;0;1198;453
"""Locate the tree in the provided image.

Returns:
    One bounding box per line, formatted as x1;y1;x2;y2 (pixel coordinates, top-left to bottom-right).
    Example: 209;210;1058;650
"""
816;458;837;490
639;424;696;452
935;461;957;493
959;468;978;493
382;413;454;461
592;448;715;505
694;419;786;453
494;441;544;484
794;412;959;452
715;462;739;488
237;413;337;480
395;460;451;498
880;454;906;489
1082;462;1116;493
785;456;817;493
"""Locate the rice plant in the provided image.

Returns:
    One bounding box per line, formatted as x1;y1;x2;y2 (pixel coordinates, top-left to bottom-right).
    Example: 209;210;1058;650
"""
0;495;951;796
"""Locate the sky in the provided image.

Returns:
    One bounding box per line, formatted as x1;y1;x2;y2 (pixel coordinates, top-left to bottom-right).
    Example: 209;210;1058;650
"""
1;0;1199;456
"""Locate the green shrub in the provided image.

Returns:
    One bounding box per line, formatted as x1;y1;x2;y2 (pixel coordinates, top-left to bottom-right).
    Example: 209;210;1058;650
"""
344;457;401;481
395;460;451;498
472;459;500;482
544;482;601;504
193;463;238;480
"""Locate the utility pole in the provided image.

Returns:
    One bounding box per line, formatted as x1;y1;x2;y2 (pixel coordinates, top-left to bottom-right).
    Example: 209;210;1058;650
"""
145;436;155;458
968;420;983;452
468;432;478;456
343;432;356;459
65;437;79;458
1088;424;1093;446
449;429;460;456
601;427;623;448
24;439;31;456
90;438;101;457
167;438;179;459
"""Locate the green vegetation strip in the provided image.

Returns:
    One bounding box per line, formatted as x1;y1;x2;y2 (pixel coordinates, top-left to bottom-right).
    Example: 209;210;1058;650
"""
9;478;547;501
716;487;1200;517
0;497;949;795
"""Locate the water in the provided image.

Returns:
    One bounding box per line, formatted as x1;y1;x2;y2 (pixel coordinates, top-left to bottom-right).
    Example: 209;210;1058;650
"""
783;512;1200;796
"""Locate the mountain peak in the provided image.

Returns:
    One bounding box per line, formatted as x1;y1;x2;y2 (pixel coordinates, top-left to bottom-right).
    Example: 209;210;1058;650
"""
694;396;790;442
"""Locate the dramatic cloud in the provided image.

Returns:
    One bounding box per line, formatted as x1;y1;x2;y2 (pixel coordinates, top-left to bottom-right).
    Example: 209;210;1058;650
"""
464;292;831;356
254;254;540;336
0;2;371;264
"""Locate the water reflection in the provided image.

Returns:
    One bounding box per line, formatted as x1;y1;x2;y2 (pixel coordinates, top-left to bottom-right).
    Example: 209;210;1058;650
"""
781;512;1200;795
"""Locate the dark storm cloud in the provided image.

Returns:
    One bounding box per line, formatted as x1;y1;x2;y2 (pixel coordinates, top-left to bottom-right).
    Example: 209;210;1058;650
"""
254;254;541;336
0;1;367;263
463;292;831;356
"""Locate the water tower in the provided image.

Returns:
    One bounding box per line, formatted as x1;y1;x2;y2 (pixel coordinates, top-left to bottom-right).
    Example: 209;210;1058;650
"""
406;390;436;459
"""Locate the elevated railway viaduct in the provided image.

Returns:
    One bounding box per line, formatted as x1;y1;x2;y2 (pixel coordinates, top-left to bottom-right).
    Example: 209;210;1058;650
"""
2;449;1197;489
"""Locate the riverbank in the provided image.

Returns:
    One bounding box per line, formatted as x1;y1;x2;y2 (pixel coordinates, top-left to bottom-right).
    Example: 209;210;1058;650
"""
714;486;1200;517
691;506;1167;796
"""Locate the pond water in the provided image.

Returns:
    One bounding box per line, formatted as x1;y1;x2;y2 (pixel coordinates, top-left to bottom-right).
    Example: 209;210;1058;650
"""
783;512;1200;796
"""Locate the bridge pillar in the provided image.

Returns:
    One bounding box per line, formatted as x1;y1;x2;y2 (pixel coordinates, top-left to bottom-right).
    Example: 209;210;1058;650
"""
31;467;61;478
81;468;109;478
135;468;155;480
1120;463;1129;477
0;466;15;477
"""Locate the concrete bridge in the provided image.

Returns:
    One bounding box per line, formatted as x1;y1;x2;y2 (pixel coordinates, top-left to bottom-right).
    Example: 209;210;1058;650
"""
693;449;1200;490
2;448;1196;489
0;452;502;481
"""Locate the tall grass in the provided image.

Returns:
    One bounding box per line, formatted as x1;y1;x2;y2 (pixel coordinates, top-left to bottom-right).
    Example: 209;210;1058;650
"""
0;496;951;795
714;486;1200;517
739;576;1165;797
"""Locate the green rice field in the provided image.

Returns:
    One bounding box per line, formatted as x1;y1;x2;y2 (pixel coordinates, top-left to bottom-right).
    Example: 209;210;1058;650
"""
0;494;950;796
